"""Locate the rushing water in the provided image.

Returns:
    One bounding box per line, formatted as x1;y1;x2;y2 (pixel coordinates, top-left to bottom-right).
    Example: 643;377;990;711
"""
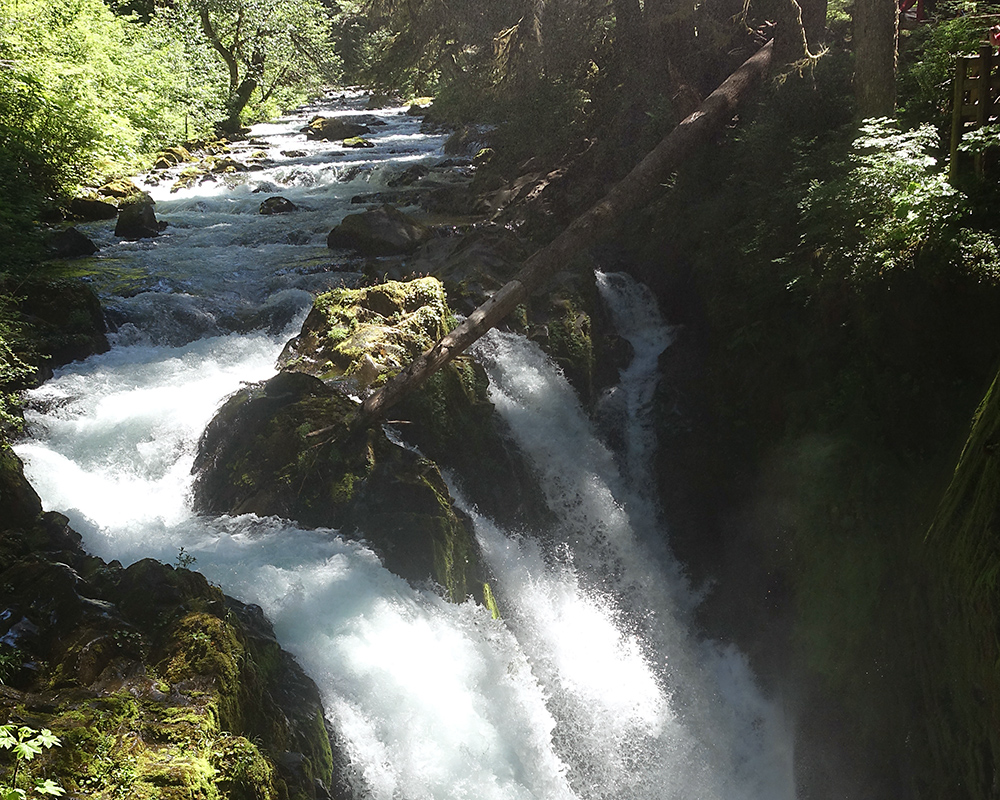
14;93;795;799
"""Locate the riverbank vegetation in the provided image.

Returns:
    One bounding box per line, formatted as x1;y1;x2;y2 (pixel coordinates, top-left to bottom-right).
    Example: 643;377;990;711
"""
2;0;1000;796
0;0;343;273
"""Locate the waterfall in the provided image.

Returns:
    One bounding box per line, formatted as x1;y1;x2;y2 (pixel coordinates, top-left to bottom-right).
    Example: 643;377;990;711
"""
14;93;795;800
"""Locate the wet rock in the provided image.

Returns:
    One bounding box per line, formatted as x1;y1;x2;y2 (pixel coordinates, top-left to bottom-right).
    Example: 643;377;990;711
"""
46;227;98;258
281;149;307;157
97;178;143;202
303;117;369;141
171;167;201;193
276;277;552;531
327;204;431;256
115;192;160;239
191;368;484;602
153;145;192;169
67;197;118;221
259;196;298;215
0;276;109;370
387;164;429;187
0;448;43;531
0;506;338;800
342;136;375;149
209;156;248;174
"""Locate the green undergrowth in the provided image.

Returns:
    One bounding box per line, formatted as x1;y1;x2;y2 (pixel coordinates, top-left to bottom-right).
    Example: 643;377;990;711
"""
0;298;32;440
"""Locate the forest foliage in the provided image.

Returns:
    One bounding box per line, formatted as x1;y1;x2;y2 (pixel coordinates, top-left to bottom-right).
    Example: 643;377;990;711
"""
0;0;342;273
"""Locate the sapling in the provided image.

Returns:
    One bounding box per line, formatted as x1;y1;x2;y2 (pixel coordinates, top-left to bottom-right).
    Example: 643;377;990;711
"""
0;725;65;798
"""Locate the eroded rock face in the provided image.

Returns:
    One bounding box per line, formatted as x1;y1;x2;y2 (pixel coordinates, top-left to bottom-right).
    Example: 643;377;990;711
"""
0;478;340;800
326;204;431;256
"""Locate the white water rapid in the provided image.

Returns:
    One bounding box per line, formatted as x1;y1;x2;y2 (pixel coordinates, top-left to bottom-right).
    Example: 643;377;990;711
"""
14;94;795;799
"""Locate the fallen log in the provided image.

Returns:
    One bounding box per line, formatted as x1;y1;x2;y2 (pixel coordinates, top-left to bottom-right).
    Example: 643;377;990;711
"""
359;40;775;423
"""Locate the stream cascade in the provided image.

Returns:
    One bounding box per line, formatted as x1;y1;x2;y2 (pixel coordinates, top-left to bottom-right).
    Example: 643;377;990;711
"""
14;93;797;800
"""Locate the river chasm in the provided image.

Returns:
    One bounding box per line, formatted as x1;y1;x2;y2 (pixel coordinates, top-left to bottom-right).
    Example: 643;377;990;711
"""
15;93;796;799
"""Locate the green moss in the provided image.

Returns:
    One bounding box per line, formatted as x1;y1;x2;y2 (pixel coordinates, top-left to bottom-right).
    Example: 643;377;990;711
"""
159;613;244;723
544;296;594;399
482;582;501;620
285;277;453;388
210;735;278;800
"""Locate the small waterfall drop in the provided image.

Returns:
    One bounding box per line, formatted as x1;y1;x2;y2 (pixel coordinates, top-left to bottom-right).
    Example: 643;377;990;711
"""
14;95;795;800
465;272;794;800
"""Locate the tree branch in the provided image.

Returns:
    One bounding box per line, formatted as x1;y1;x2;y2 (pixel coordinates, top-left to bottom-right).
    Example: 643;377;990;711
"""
356;40;775;424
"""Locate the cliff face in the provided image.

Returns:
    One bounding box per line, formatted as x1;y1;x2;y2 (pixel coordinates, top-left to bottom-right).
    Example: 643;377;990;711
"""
0;447;340;800
624;181;1000;798
912;370;1000;799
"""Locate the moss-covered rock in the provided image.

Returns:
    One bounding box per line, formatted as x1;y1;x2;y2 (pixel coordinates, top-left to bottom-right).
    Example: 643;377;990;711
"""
67;196;119;221
196;276;554;597
278;276;550;528
0;507;340;800
191;369;483;602
0;276;109;378
909;369;1000;798
277;277;452;390
0;446;43;531
302;117;369;141
115;192;161;240
153;145;193;170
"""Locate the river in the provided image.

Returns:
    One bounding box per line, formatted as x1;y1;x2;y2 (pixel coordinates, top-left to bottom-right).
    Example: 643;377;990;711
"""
14;92;796;800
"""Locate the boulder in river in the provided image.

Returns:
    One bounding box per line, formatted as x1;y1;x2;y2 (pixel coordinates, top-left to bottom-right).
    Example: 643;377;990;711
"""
115;192;161;240
387;164;430;187
302;117;369;141
259;196;298;215
277;277;451;386
152;144;193;169
46;226;98;258
192;370;484;603
68;196;118;221
194;276;548;596
276;276;552;530
327;204;431;256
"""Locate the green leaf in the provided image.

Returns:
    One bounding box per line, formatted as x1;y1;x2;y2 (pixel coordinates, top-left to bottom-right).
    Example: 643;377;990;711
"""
13;741;41;760
32;730;60;750
0;725;16;750
34;779;65;797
